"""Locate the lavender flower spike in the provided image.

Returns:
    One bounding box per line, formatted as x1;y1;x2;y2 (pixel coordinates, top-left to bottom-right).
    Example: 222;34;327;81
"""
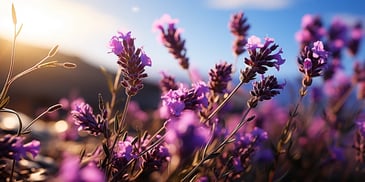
71;102;106;136
0;135;40;161
229;11;250;56
244;36;285;75
247;75;285;108
153;14;189;69
161;81;209;117
109;31;152;96
209;62;233;94
298;40;328;87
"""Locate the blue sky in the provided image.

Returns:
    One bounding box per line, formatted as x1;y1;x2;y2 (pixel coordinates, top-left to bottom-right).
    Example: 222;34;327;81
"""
0;0;364;82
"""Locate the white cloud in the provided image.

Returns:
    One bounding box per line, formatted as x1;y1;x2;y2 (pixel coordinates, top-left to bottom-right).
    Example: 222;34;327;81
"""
208;0;291;10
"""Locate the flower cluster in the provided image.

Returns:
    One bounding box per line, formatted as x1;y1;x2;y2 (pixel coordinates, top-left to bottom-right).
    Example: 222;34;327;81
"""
71;102;108;137
6;5;365;181
109;31;152;96
165;111;210;157
241;36;285;82
295;14;325;48
297;41;328;87
160;81;209;117
0;135;40;161
229;11;250;56
209;62;233;94
247;75;285;108
153;14;189;69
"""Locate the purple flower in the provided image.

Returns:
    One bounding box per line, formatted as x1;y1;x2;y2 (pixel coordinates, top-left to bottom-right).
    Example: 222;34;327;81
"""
57;153;105;182
109;36;123;55
159;71;179;94
298;41;328;86
209;62;233;94
348;21;363;56
140;52;152;67
115;138;136;162
0;135;40;161
161;81;209;117
244;36;285;75
326;17;348;59
356;120;365;137
295;14;325;48
71;102;106;136
247;75;285;108
229;11;250;56
165;111;210;157
109;31;152;96
153;14;189;69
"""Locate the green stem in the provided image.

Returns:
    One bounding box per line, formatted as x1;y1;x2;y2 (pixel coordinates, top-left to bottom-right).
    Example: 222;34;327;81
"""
107;95;131;178
203;80;244;124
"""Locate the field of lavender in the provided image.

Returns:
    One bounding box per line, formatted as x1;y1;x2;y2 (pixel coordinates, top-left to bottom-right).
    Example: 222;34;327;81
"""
1;4;364;182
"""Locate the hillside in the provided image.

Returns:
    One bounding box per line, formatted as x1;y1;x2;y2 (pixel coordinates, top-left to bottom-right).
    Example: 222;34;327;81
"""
0;38;161;117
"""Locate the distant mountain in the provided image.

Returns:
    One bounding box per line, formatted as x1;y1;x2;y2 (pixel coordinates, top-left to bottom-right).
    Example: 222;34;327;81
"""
0;38;161;117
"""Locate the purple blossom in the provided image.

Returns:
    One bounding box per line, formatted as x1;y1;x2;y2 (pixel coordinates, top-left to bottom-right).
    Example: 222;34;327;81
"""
326;17;348;59
348;21;363;56
165;111;210;157
140;52;152;67
229;11;250;56
109;31;152;96
209;62;233;94
247;75;285;108
159;71;179;94
295;14;325;48
244;36;285;75
356;120;365;137
0;135;40;161
71;102;106;136
161;81;209;117
109;36;123;55
115;138;136;162
57;153;105;182
153;14;189;69
297;41;328;86
59;96;85;140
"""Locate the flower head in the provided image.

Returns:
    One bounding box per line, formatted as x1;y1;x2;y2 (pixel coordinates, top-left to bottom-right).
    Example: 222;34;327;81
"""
165;111;210;157
326;17;348;59
348;21;363;56
0;135;40;161
229;11;250;56
247;75;285;108
244;36;285;75
298;41;328;87
295;14;325;48
109;31;152;96
71;102;107;136
209;62;233;94
153;14;189;69
161;81;209;117
159;71;179;94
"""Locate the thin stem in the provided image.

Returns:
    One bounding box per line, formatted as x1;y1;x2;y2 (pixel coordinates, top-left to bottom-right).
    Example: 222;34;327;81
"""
109;69;122;117
183;108;252;181
7;56;51;86
107;95;132;178
0;23;17;101
203;80;244;124
0;108;22;136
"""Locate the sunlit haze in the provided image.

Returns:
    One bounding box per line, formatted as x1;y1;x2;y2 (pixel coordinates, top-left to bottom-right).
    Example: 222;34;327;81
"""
0;0;364;81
